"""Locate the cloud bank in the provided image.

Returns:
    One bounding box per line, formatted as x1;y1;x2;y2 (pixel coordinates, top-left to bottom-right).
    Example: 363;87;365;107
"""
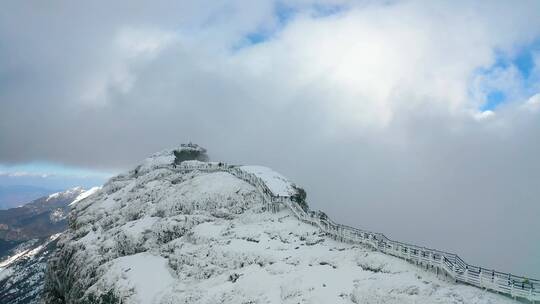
1;0;539;276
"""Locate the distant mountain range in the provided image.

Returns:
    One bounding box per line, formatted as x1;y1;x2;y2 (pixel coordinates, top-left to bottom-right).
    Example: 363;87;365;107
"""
0;187;87;304
0;185;59;210
0;187;84;250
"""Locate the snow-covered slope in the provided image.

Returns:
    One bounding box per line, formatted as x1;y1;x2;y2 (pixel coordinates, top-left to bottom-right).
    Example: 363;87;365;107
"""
70;187;101;206
0;234;61;304
43;148;517;304
0;187;90;304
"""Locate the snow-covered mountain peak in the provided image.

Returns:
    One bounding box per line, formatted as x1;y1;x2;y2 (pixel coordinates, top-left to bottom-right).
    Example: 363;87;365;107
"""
46;186;85;202
42;146;518;304
69;186;102;206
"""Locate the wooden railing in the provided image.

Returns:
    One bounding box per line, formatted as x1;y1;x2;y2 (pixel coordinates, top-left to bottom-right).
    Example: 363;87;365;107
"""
160;161;539;302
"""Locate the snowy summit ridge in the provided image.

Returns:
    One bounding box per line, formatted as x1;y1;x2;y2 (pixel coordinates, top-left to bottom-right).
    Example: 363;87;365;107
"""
42;145;517;304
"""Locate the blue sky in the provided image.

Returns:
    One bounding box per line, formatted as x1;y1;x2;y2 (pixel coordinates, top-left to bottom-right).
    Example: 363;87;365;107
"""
241;2;345;47
239;2;298;47
481;90;506;112
479;39;540;111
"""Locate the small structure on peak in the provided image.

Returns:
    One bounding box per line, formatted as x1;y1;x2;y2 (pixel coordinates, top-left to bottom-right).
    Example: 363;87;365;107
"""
173;143;209;164
134;143;210;175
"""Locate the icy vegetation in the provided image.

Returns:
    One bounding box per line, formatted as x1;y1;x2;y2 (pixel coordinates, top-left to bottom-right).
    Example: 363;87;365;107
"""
42;147;517;304
0;234;61;304
0;187;88;304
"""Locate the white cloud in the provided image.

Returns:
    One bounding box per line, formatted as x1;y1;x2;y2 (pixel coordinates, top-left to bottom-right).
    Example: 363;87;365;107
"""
79;27;177;106
473;110;495;121
523;93;540;112
227;1;540;128
0;172;50;178
115;27;176;59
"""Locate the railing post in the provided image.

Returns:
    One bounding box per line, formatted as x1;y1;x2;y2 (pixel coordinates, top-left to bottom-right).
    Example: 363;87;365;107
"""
510;274;514;299
479;267;482;288
452;261;455;278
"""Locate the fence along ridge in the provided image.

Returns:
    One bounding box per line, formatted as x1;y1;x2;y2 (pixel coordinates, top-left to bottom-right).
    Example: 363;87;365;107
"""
165;162;538;303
